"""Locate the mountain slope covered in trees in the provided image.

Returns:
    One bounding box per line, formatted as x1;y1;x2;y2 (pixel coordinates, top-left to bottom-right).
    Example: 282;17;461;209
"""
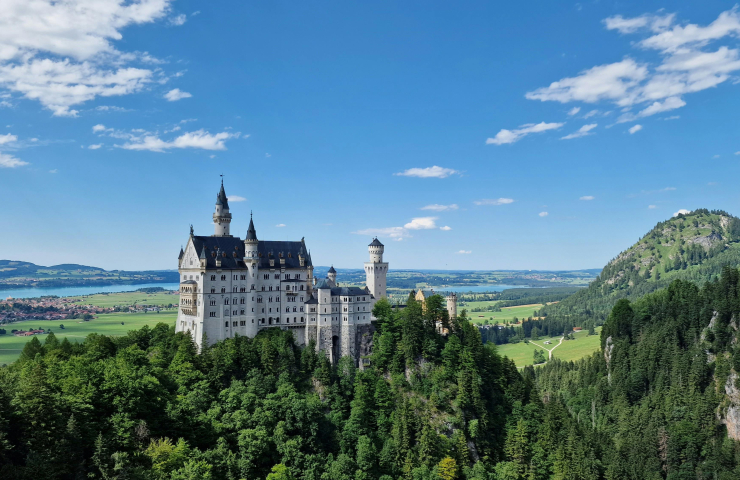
541;209;740;323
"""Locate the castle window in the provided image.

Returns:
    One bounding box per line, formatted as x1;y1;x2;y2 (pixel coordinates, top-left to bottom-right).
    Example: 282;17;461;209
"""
225;310;229;316
241;298;245;304
286;285;290;291
300;285;304;291
240;320;245;326
269;286;273;291
210;312;216;317
233;286;237;292
211;275;216;281
224;322;228;327
301;317;304;322
285;307;289;312
261;286;265;291
225;298;229;305
233;321;237;327
221;287;226;293
300;307;304;312
296;274;300;280
274;274;279;279
211;288;215;293
210;299;216;306
300;297;303;302
221;275;226;281
233;275;237;280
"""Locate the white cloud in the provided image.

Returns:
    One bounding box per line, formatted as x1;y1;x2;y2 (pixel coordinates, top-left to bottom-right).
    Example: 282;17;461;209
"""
96;105;128;112
527;9;740;123
663;115;680;120
629;124;643;134
0;152;27;168
164;88;192;101
673;209;691;217
486;121;564;145
648;205;657;209
456;250;472;254
603;13;675;34
119;129;239;152
567;107;581;115
228;195;247;202
88;143;102;149
49;169;57;173
394;166;460;178
0;0;173;116
440;226;452;231
735;151;740;155
0;133;18;145
474;198;514;206
526;59;647;105
421;203;458;211
404;217;438;230
561;123;598;140
92;124;106;133
580;195;595;201
169;14;187;26
539;211;548;217
352;227;410;240
583;109;599;118
275;224;286;227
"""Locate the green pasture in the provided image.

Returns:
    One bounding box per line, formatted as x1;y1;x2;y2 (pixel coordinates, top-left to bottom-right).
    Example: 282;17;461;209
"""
0;311;176;365
494;327;602;368
463;302;544;324
67;290;179;308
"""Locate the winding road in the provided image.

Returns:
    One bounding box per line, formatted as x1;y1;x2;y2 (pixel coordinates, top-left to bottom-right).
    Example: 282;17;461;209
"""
530;335;564;359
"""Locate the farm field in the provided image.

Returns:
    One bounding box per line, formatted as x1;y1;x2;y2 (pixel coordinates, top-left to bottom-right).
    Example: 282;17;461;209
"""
0;311;176;365
67;290;179;308
494;327;602;368
464;302;544;324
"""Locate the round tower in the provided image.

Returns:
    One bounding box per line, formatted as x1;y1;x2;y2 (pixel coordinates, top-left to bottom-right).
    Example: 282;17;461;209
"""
213;179;232;237
446;292;457;319
244;212;258;259
328;266;337;286
365;238;388;301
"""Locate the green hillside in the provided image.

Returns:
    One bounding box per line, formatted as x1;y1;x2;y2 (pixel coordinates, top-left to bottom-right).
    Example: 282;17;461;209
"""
542;208;740;322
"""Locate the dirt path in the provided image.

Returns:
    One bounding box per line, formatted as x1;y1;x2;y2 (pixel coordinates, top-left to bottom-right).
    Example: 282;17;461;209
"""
530;336;564;359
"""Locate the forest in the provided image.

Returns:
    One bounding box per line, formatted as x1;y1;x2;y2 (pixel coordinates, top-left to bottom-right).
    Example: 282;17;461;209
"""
2;268;740;479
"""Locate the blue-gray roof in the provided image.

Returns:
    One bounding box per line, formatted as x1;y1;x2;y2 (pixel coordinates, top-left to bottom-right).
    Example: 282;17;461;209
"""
189;236;311;270
216;181;229;208
369;238;384;247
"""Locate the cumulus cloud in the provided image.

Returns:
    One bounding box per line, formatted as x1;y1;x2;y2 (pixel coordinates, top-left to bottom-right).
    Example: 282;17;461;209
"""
0;133;18;145
404;217;438;230
169;14;187;26
580;195;595;200
394;166;460;178
0;152;28;168
486;121;564;145
0;0;173;116
474;198;514;206
629;124;643;134
164;88;192;101
118;129;240;152
92;124;107;133
539;211;548;217
88;143;102;149
561;123;597;139
421;204;458;211
456;250;472;254
526;8;740;123
673;209;691;217
440;226;452;231
353;227;410;240
228;195;247;202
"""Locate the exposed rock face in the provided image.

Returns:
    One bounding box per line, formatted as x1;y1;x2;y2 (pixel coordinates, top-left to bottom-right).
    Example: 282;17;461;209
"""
720;372;740;441
688;232;722;249
604;336;614;385
355;323;376;369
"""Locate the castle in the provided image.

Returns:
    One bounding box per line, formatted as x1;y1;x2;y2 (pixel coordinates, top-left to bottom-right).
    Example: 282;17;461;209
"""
175;181;388;364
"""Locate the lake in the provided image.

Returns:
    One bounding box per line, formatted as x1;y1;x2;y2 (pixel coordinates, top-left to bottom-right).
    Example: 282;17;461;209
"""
1;283;181;299
432;284;532;293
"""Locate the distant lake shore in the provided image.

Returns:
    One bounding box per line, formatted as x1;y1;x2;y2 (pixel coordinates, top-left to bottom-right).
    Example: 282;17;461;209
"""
1;283;181;299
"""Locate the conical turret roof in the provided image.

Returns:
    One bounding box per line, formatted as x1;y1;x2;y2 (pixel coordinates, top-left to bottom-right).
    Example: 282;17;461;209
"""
216;180;229;208
178;247;184;260
328;266;336;274
246;212;257;241
369;237;384;247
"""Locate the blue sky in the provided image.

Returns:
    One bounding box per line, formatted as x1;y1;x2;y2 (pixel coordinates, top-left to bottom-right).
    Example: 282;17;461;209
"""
1;1;740;271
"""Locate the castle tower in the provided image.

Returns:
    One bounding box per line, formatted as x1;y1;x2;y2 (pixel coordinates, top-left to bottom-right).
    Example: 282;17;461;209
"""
213;180;232;237
327;266;337;286
365;238;388;301
446;292;457;319
244;212;258;259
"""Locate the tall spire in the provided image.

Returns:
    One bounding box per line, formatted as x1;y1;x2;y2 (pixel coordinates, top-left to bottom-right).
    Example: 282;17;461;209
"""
246;211;257;242
216;178;229;209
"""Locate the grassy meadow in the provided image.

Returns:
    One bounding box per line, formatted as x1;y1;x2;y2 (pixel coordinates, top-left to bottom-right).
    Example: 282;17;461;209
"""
0;311;176;365
67;290;179;308
463;302;543;324
494;327;602;368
